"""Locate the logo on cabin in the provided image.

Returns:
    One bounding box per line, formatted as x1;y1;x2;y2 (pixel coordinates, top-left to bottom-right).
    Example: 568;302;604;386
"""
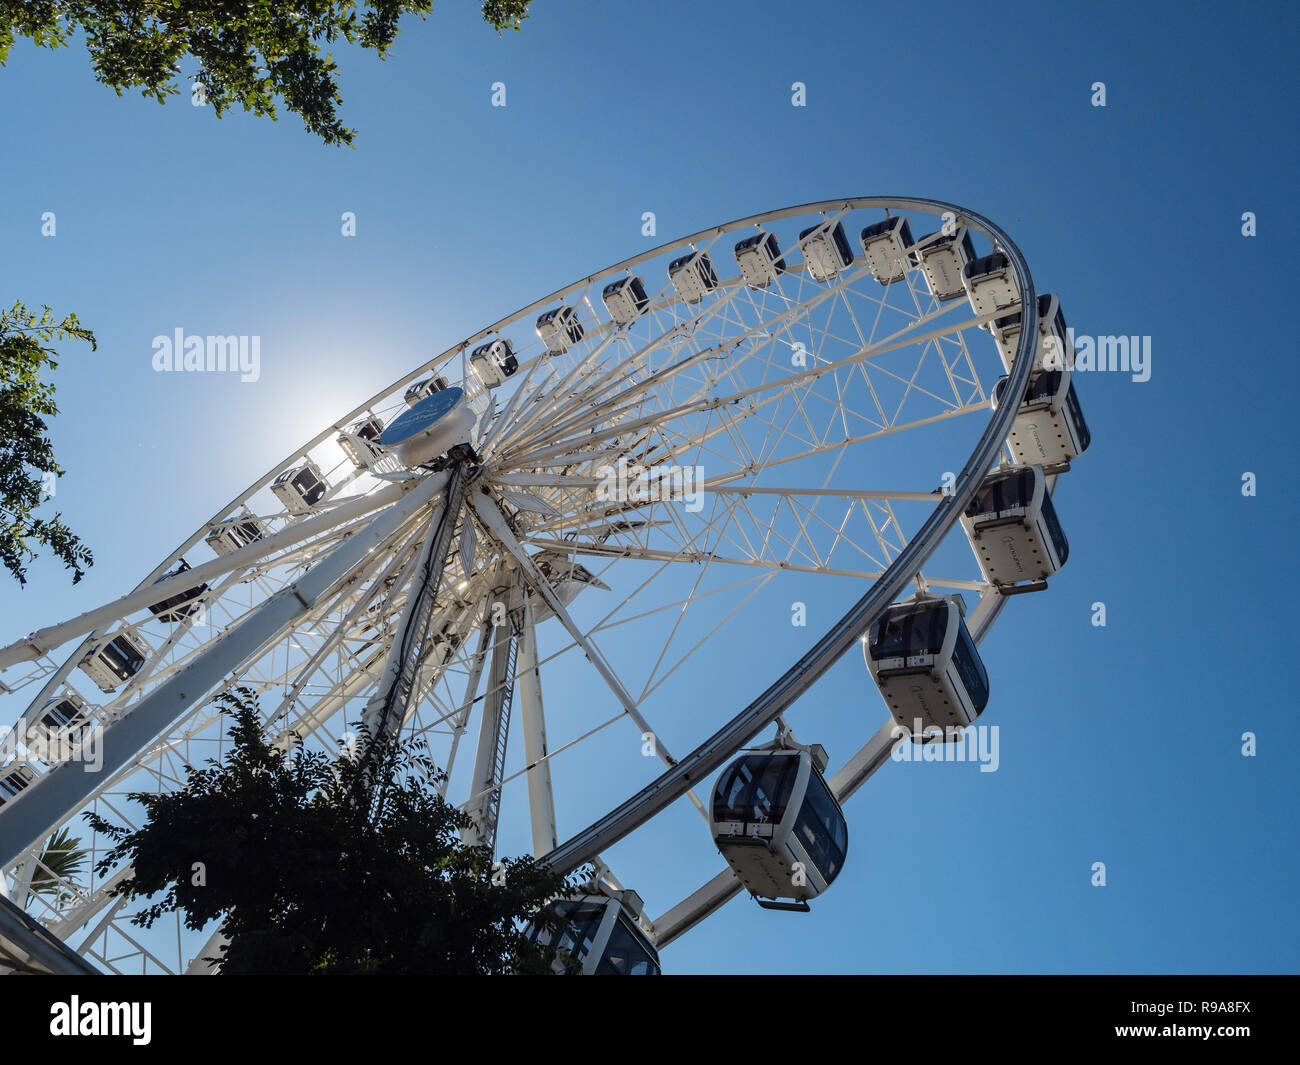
1001;534;1026;574
907;684;930;715
1027;421;1048;460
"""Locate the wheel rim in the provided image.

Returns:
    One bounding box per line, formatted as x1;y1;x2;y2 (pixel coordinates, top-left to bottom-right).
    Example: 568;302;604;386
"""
0;197;1046;973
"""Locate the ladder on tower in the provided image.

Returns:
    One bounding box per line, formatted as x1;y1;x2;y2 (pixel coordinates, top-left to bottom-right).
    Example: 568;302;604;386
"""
365;463;468;738
480;618;520;855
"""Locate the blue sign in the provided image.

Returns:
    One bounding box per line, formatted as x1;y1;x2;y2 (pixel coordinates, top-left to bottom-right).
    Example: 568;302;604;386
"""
380;386;465;446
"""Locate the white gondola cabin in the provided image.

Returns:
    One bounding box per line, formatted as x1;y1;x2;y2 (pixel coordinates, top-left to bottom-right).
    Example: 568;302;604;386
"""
270;460;327;515
798;220;854;282
859;216;914;285
962;251;1019;317
914;226;976;302
404;376;449;407
668;251;718;304
147;559;208;623
536;306;584;354
337;415;385;468
993;370;1091;467
205;509;268;557
24;691;94;762
527;891;661;975
470;339;518;387
989;292;1071;372
79;631;150;693
711;745;848;911
864;598;989;737
960;466;1069;592
734;232;786;288
0;763;35;808
601;277;650;325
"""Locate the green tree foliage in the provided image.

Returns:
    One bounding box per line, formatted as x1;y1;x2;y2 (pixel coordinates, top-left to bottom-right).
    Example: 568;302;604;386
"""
30;827;90;905
0;1;534;146
0;301;95;586
85;688;574;974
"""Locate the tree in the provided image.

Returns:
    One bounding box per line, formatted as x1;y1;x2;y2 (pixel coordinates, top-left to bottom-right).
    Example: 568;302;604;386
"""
85;688;574;974
0;301;95;586
0;1;534;147
30;827;90;906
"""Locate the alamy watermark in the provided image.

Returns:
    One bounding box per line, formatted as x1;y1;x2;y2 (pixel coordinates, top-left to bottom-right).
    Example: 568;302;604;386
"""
596;457;705;513
50;996;151;1044
0;718;104;772
1046;328;1151;383
152;328;261;382
890;720;1000;773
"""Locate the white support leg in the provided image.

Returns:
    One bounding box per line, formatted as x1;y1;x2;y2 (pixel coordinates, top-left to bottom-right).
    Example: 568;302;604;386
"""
516;593;557;856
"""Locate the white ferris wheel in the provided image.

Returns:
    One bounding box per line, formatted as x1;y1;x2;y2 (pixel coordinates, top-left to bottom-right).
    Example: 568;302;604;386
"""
0;197;1090;975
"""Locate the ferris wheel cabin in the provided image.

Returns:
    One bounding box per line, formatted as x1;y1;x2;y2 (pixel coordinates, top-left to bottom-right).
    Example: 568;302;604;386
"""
270;460;327;515
536;306;585;355
668;251;718;303
798;220;854;282
528;891;661;975
864;598;989;737
469;339;518;387
858;216;915;285
993;370;1091;467
962;251;1020;318
147;559;209;623
733;232;786;288
24;691;95;763
960;466;1069;592
337;415;386;468
601;276;650;325
0;763;35;808
404;375;450;407
914;226;977;302
204;509;268;557
990;293;1071;372
711;746;848;911
79;631;150;694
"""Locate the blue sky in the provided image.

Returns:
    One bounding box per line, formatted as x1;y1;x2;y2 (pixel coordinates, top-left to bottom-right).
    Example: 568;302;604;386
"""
1;0;1297;973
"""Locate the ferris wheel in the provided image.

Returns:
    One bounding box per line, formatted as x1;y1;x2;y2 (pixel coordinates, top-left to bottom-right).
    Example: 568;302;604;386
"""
0;197;1090;975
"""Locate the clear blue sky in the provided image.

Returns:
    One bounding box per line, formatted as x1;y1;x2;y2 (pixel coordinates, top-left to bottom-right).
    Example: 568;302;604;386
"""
1;0;1296;973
